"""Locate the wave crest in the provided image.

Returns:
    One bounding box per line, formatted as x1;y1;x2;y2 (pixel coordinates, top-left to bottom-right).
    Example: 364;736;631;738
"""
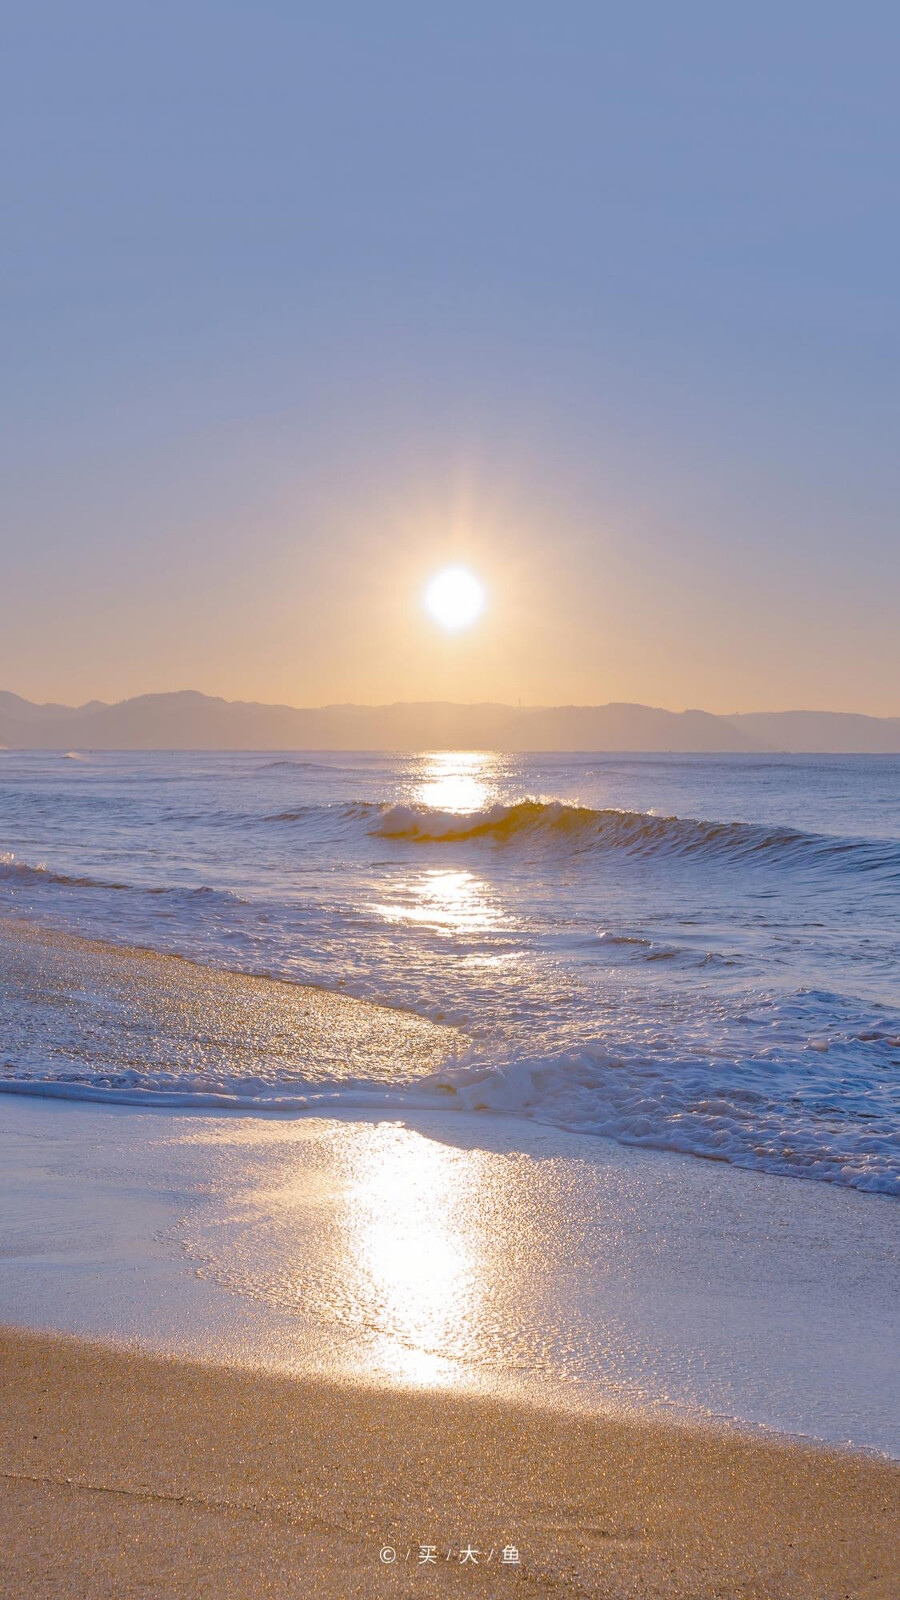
0;853;247;903
0;853;124;890
370;798;900;872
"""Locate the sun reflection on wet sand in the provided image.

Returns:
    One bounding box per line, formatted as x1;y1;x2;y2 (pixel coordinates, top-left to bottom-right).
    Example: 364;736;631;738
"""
337;1126;484;1386
202;1120;527;1392
165;1110;900;1449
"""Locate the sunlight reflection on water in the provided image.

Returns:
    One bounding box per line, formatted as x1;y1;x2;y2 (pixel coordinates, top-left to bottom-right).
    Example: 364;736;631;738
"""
373;753;510;939
412;750;497;814
373;867;508;937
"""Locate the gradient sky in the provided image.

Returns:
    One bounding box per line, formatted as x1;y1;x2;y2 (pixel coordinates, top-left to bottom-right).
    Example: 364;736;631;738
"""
2;4;898;713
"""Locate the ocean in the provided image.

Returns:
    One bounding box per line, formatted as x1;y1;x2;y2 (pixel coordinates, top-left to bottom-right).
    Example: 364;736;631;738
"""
1;749;898;1196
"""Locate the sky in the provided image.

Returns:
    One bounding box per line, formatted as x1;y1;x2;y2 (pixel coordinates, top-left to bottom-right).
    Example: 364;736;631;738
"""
2;3;898;714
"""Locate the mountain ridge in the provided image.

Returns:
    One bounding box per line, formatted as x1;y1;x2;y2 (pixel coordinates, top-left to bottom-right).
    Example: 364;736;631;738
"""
2;691;899;752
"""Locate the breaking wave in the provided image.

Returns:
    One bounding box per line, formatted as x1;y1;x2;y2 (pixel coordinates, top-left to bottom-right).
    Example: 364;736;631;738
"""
368;798;900;873
2;1026;897;1194
0;853;126;890
0;853;247;904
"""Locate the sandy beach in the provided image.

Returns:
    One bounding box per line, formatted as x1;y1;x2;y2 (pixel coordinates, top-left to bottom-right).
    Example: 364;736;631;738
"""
2;1323;897;1600
1;913;897;1596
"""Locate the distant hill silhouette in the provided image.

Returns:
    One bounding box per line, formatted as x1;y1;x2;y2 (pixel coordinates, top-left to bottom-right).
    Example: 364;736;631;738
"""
1;691;898;752
727;710;900;754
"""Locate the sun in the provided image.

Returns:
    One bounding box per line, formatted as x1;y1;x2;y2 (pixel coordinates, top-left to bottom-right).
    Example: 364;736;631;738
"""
424;566;486;632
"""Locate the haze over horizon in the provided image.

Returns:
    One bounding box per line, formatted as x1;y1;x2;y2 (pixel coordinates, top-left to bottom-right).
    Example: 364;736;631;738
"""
3;6;898;712
4;685;900;719
2;688;899;752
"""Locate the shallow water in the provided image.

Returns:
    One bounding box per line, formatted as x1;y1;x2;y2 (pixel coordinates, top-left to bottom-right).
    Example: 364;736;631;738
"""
1;1097;897;1454
1;749;898;1192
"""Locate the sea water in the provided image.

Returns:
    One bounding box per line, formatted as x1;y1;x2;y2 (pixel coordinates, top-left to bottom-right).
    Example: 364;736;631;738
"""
1;749;897;1195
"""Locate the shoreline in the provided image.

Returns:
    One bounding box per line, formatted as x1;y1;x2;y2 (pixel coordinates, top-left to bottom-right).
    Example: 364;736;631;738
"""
1;1093;897;1456
2;910;896;1194
1;1322;897;1599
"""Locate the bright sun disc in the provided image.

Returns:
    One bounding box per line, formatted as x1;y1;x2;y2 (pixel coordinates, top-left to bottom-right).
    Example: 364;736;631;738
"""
424;566;486;631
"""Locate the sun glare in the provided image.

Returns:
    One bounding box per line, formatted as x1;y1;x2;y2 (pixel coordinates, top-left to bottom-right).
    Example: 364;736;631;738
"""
424;565;485;631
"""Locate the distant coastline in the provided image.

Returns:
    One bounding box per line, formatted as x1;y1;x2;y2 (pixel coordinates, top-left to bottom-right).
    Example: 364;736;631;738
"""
2;689;899;752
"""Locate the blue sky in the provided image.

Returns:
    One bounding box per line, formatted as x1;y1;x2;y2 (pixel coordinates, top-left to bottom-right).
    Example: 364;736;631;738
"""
2;3;898;711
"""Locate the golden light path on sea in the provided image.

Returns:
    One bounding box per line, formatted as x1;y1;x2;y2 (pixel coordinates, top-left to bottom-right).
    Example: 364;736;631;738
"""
415;748;493;814
370;752;513;944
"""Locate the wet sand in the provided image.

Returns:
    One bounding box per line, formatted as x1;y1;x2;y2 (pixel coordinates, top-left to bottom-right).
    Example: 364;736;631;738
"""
0;915;459;1096
1;1324;897;1600
2;1090;897;1451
